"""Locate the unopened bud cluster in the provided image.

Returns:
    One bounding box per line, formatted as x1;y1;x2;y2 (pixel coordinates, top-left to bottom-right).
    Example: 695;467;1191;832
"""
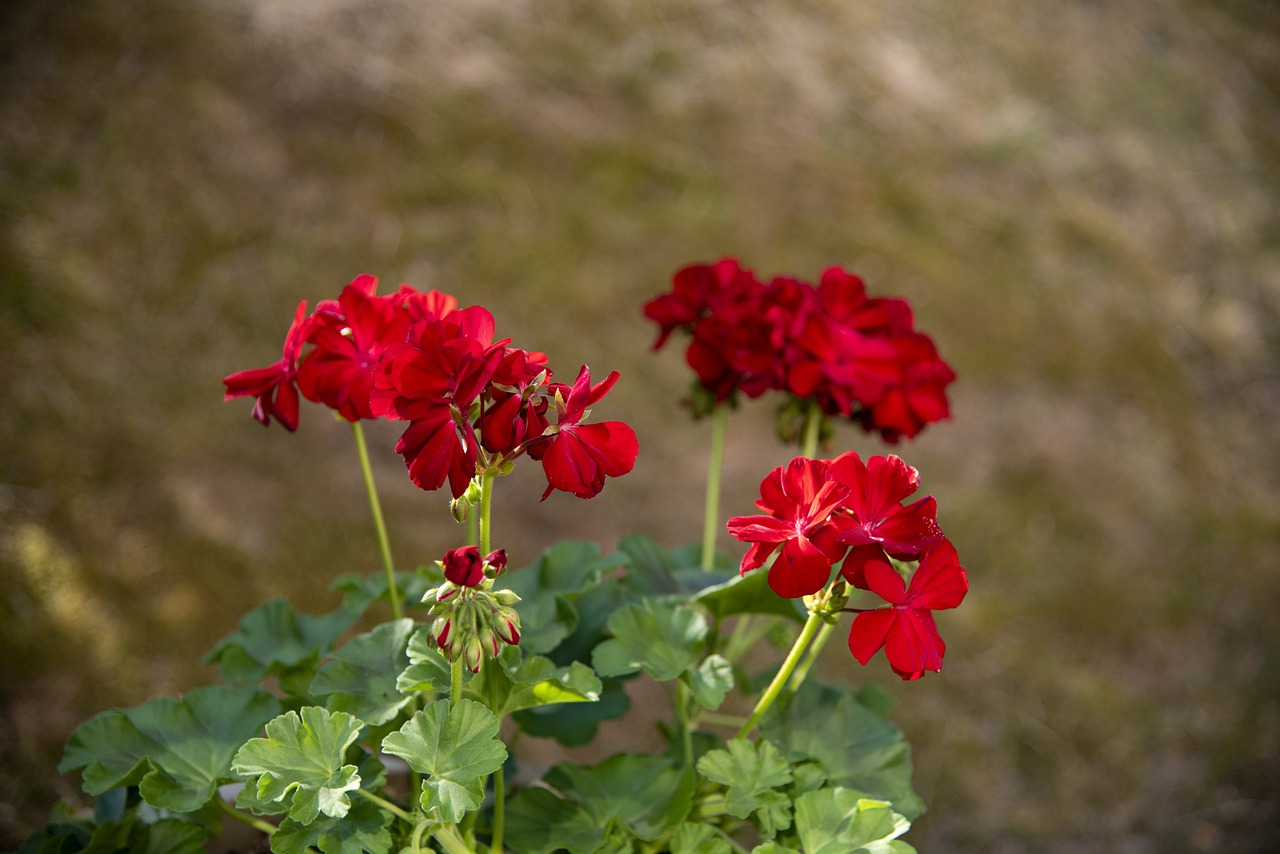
422;546;521;672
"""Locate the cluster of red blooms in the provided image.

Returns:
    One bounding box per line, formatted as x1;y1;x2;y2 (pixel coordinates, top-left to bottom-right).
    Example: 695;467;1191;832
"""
727;453;968;680
643;258;956;442
223;275;638;501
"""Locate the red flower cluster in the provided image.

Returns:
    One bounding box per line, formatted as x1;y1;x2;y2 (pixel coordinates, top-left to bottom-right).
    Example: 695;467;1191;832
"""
224;275;638;501
644;259;956;442
727;453;967;679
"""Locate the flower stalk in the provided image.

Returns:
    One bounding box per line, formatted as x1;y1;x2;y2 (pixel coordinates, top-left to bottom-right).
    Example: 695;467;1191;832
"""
734;611;824;739
701;405;728;569
352;420;401;620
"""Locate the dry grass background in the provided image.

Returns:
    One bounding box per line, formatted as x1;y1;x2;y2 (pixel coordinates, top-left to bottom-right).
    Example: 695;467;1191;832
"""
2;0;1279;850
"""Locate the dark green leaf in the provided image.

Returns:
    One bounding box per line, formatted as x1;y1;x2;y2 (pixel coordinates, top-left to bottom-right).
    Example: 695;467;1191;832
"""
132;819;207;854
231;707;365;824
592;601;707;682
760;683;923;819
204;598;356;690
270;796;392;854
59;685;280;813
696;739;792;821
330;568;441;615
695;570;807;624
543;754;696;842
309;619;415;725
670;822;734;854
503;787;607;854
380;699;507;824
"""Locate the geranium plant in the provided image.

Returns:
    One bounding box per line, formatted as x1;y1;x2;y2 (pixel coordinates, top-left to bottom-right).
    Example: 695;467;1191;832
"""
26;259;967;854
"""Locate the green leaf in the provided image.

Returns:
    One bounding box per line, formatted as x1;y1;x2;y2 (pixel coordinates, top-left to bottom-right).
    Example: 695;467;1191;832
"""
133;820;207;854
380;699;507;824
204;598;356;692
270;796;392;854
59;685;280;813
542;754;696;842
694;570;807;624
696;738;793;831
670;822;734;854
468;646;602;719
309;619;415;725
510;678;630;747
503;787;606;854
689;654;734;710
615;533;684;596
330;567;441;615
751;844;801;854
502;541;627;656
792;788;913;854
592;601;707;682
760;682;923;819
395;625;452;695
231;707;364;824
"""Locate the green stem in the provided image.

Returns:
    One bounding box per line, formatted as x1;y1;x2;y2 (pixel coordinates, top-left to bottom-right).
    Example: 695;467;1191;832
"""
788;621;836;692
215;794;276;836
432;823;473;854
354;788;415;824
701;406;728;570
491;764;506;853
450;656;464;706
479;473;495;555
676;681;694;767
693;710;748;728
735;612;824;739
801;398;823;460
352;421;401;620
411;820;429;854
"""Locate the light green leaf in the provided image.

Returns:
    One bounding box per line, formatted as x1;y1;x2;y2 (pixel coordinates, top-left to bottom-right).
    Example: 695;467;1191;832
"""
511;678;630;747
309;619;415;725
231;707;364;824
592;601;707;682
204;598;356;691
793;788;913;854
380;699;507;824
697;738;792;823
671;822;734;854
689;654;734;710
761;683;923;819
270;796;392;854
395;625;452;695
468;647;602;718
59;685;280;813
751;844;801;854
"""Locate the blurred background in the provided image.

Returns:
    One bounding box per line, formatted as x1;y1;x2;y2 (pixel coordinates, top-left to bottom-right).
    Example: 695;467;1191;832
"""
2;0;1279;850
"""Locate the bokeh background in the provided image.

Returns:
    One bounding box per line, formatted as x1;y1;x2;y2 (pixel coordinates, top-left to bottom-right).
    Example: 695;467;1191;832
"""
3;0;1279;850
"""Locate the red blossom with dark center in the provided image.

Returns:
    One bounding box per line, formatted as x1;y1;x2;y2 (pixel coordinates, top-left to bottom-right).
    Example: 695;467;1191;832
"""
530;365;639;500
296;276;412;421
847;539;968;680
830;452;945;587
223;300;311;431
726;457;853;598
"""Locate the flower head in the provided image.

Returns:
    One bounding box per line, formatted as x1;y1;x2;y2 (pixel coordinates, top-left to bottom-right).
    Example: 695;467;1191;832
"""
530;365;639;500
726;457;852;598
846;540;968;680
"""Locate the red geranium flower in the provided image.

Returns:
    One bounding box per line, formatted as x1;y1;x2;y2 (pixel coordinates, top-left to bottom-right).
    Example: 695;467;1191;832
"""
442;546;486;588
726;457;853;598
830;452;945;586
222;300;311;431
847;540;968;680
862;332;956;443
296;276;412;422
531;366;639;500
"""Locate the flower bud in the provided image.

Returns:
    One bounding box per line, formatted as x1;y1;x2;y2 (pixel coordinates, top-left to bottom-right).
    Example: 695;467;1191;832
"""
464;636;484;673
432;616;451;648
479;625;500;658
449;496;471;523
492;589;521;607
484;549;508;575
494;609;521;646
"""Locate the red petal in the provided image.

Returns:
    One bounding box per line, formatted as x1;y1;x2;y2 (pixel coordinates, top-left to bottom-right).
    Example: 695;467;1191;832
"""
847;609;894;665
904;540;968;610
766;536;833;598
883;608;945;680
861;558;908;605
